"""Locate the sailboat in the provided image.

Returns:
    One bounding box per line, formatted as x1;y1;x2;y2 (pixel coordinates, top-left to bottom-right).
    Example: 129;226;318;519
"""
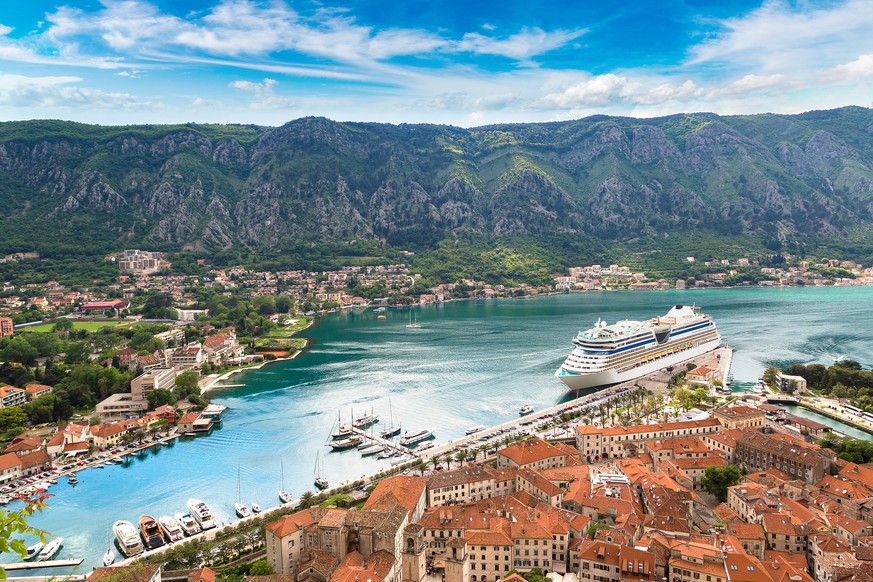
405;310;421;328
234;466;250;518
314;452;329;490
102;527;116;566
379;398;401;439
278;460;293;504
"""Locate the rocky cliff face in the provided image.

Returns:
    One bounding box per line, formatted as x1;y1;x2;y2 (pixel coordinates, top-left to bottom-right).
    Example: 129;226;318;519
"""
1;107;873;252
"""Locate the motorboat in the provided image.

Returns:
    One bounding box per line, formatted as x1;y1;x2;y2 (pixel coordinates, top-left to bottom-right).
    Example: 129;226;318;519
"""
158;515;184;542
251;502;261;514
465;425;486;435
37;537;63;561
399;429;434;447
139;515;166;550
25;541;43;560
175;512;201;536
187;499;216;530
113;520;144;557
519;404;534;415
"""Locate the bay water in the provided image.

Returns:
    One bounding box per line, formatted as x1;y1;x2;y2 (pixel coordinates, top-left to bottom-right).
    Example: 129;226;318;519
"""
6;286;873;569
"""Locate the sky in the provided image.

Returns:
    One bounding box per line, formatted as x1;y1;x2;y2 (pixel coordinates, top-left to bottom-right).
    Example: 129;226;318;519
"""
1;0;872;126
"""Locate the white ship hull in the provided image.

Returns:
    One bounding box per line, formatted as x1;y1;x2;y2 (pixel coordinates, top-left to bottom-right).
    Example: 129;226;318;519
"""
556;337;721;391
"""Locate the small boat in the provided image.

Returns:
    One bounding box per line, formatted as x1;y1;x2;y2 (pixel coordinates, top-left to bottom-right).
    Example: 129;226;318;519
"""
465;425;486;435
175;512;201;536
187;499;216;530
377;315;387;320
519;404;534;415
235;466;250;518
359;444;385;456
25;541;43;560
352;410;379;428
251;502;261;514
139;515;165;550
328;436;363;450
399;429;434;447
417;442;435;451
102;546;116;566
314;453;328;490
332;424;355;439
279;460;293;504
0;495;11;505
37;537;63;561
406;311;422;329
373;307;386;313
68;476;79;485
158;515;184;542
235;502;250;518
377;449;394;459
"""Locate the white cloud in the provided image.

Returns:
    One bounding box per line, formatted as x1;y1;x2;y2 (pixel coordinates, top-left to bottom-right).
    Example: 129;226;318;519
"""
688;0;873;73
0;73;146;109
230;77;295;110
715;74;787;96
830;54;873;80
455;27;586;61
538;74;638;108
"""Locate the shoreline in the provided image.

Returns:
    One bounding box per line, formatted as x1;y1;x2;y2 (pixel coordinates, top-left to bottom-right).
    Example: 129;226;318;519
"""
200;318;315;396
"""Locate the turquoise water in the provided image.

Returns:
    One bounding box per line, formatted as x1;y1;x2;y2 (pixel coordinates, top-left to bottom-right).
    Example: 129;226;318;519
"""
5;286;873;569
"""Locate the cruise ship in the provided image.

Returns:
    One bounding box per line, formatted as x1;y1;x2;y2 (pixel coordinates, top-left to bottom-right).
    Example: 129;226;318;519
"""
555;305;721;391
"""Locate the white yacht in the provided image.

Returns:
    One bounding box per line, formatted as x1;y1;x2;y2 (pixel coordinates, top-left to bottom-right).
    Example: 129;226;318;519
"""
251;502;261;514
158;515;185;542
465;425;486;435
37;537;63;561
519;404;533;415
113;520;143;557
400;429;434;447
175;512;201;536
187;499;216;530
359;443;385;456
556;305;721;391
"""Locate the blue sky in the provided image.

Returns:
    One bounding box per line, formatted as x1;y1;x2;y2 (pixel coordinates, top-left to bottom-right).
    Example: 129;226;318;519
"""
1;0;872;126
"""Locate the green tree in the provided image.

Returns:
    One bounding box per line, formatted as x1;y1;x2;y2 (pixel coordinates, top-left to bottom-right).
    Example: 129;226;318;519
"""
523;567;548;582
173;370;201;399
0;337;38;364
248;559;274;575
147;388;177;410
0;500;49;575
701;465;743;502
0;407;27;434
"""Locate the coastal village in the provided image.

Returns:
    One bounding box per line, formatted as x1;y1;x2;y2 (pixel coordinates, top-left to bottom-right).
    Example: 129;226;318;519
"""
0;250;872;581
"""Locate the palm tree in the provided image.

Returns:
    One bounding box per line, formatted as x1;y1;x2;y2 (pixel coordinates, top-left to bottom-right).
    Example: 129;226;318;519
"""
299;491;315;508
454;451;466;468
430;454;442;471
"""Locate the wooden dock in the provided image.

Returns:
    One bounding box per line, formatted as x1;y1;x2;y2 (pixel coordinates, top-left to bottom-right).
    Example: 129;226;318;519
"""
3;559;84;571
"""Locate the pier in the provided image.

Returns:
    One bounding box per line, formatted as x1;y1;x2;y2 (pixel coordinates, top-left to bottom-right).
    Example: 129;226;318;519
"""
3;559;84;571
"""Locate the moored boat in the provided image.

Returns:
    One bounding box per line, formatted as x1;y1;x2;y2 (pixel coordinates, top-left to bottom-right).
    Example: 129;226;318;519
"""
113;520;144;557
314;452;328;490
139;515;165;550
465;425;486;435
175;512;201;536
359;443;384;456
37;537;63;561
235;502;250;518
279;459;293;504
102;546;116;566
251;502;261;514
158;515;184;542
25;541;43;560
399;429;434;447
328;436;363;450
352;410;379;428
187;499;216;530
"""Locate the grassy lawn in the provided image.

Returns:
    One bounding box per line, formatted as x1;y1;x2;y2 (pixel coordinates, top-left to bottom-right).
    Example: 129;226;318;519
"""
319;493;354;508
21;320;127;333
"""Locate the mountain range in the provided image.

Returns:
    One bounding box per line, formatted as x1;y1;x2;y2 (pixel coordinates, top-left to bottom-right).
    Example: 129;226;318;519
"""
1;106;873;263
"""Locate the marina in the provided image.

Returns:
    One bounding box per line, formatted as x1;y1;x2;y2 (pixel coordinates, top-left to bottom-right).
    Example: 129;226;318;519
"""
5;287;873;570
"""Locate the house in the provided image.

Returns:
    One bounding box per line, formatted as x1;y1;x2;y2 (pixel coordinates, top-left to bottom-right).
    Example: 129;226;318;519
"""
712;405;766;430
5;434;44;456
18;449;51;476
91;423;129;449
0;385;26;408
88;563;162;582
23;383;52;401
496;438;567;470
0;452;22;483
177;412;202;434
685;366;716;388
